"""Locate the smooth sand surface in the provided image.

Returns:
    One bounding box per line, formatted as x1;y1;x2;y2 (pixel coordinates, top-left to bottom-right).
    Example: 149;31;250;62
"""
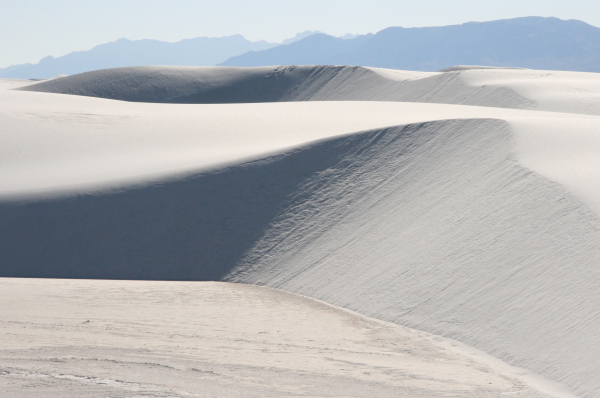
4;66;600;397
0;278;564;398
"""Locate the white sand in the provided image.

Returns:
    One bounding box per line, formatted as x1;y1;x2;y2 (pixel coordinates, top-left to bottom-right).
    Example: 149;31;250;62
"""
20;65;600;116
0;278;563;397
229;118;600;398
457;68;600;115
3;66;600;397
2;87;600;205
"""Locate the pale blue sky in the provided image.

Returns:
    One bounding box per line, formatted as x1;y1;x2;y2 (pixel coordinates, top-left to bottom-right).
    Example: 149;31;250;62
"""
2;0;599;68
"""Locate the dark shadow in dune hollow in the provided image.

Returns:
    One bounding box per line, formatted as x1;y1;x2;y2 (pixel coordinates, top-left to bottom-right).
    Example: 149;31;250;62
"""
0;132;367;280
18;66;317;104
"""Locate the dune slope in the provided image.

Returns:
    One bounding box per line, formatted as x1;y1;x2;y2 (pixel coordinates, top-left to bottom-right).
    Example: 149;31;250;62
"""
2;116;599;395
20;65;600;116
227;119;600;398
5;67;600;397
17;66;317;103
18;65;534;110
0;135;367;280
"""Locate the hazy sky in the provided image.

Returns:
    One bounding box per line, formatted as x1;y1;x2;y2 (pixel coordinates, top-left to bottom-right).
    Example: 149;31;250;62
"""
2;0;600;68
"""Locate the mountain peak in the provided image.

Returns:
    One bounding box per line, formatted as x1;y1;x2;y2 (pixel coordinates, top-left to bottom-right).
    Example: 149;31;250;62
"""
221;17;600;72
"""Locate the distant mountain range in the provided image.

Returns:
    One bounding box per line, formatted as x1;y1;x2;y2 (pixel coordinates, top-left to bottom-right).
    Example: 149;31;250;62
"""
0;32;323;79
222;17;600;72
2;17;600;79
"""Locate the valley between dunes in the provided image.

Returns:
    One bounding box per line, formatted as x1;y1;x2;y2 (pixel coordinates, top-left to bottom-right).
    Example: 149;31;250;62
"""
2;65;600;397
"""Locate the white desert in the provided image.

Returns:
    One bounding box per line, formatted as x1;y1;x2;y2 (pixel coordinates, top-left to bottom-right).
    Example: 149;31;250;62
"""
2;65;600;397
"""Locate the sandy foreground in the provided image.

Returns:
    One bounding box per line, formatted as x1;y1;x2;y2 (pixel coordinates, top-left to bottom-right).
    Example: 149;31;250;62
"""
2;66;600;397
0;278;567;398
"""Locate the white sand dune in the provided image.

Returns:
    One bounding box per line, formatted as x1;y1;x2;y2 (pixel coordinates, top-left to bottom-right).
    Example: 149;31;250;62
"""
228;119;600;398
456;68;600;115
0;278;561;398
438;65;529;72
18;66;315;103
2;86;599;201
19;65;600;116
3;66;600;397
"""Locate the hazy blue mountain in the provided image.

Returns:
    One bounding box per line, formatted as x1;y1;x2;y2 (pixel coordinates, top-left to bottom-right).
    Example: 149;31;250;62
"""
220;17;600;73
280;30;323;45
0;35;278;79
